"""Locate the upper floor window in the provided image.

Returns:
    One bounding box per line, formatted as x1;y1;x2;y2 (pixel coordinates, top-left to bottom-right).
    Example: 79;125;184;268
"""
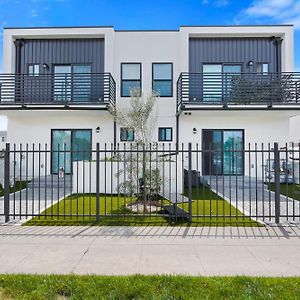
152;63;173;97
158;127;172;142
256;63;269;75
120;128;135;142
121;63;141;97
28;64;40;76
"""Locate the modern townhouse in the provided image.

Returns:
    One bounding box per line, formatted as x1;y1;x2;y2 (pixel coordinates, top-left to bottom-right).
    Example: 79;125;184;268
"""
0;25;299;178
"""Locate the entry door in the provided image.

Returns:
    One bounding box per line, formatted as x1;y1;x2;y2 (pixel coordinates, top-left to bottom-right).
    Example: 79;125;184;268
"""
54;65;72;102
51;129;92;174
202;129;244;175
51;130;72;174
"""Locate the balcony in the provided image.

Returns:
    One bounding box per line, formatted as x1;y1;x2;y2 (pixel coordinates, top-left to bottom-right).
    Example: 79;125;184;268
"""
0;73;116;109
177;72;300;112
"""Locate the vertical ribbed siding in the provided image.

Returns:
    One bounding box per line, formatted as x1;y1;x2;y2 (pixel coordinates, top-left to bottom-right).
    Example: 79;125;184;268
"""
189;38;279;73
18;39;105;73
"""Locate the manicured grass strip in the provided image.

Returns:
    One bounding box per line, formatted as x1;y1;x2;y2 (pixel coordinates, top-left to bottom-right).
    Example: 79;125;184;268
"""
26;185;259;226
0;181;28;197
268;183;300;201
0;274;299;300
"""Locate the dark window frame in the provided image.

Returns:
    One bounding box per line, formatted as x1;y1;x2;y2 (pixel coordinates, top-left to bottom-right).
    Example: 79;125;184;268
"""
120;127;135;142
158;127;173;142
50;128;92;174
121;63;142;97
256;62;269;74
152;62;173;97
27;63;40;76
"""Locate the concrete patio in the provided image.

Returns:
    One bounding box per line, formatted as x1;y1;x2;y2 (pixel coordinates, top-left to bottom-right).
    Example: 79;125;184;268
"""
0;175;72;224
206;176;300;224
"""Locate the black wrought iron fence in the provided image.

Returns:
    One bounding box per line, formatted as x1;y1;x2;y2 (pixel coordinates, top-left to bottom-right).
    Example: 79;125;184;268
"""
0;143;299;225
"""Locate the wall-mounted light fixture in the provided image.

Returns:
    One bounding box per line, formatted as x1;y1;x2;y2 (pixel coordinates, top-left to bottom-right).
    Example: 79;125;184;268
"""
247;60;254;67
96;126;100;134
193;128;197;134
42;63;49;70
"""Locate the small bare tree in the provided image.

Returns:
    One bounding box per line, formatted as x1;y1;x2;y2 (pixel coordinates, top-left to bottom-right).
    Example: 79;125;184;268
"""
108;88;162;203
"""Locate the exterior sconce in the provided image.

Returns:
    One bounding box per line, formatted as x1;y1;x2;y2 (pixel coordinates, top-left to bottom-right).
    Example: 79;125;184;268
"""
42;63;49;69
248;60;254;67
193;128;197;134
96;126;100;134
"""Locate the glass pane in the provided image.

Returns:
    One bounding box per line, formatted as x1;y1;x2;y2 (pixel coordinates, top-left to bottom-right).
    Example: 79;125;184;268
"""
165;128;172;141
262;64;269;73
120;128;134;141
54;66;72;101
223;131;243;175
203;65;222;102
73;65;92;102
153;81;172;96
72;130;92;161
256;63;269;74
122;81;141;97
153;64;172;80
51;130;72;174
122;64;140;80
213;131;223;175
223;65;241;74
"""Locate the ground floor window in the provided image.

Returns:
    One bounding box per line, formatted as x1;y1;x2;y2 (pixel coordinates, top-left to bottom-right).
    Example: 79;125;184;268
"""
51;129;92;174
202;129;244;175
158;127;172;141
120;128;135;142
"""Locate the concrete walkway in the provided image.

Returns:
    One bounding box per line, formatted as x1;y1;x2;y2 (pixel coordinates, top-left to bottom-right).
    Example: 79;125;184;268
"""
0;225;300;276
0;175;72;224
207;176;300;224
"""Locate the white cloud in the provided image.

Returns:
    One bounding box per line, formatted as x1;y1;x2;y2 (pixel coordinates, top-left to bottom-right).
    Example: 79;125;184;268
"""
237;0;300;29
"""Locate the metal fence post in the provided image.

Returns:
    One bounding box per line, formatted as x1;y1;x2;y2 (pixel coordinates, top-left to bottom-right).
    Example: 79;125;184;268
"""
4;143;10;223
96;143;100;221
188;143;192;224
274;142;280;224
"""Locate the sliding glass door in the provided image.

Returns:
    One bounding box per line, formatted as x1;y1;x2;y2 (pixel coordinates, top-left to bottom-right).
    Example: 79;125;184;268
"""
202;64;242;102
53;64;92;102
51;129;92;174
202;129;244;175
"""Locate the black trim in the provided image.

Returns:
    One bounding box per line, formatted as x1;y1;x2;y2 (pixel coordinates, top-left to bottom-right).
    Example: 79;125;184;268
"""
120;63;142;97
158;127;173;142
152;62;173;97
51;129;92;174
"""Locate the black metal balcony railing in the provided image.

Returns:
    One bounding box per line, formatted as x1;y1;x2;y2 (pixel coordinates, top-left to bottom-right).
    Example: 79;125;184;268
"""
177;72;300;110
0;73;116;107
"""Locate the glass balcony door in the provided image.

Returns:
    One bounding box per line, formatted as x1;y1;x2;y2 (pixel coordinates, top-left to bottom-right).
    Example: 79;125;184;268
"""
53;65;92;102
202;64;242;103
54;65;72;102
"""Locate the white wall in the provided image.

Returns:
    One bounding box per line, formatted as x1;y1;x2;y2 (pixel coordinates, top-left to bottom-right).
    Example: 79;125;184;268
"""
289;115;300;143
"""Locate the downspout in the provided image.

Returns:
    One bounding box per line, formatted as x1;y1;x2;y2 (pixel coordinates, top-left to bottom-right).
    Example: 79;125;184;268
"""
272;36;283;73
13;39;25;102
13;39;25;74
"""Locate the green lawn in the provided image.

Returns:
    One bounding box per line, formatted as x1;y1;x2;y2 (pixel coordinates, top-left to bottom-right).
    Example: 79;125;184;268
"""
0;274;299;299
268;183;300;201
0;181;28;197
26;185;259;226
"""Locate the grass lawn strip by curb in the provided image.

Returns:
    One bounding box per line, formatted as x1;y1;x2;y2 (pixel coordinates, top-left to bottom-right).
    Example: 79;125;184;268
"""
0;274;299;300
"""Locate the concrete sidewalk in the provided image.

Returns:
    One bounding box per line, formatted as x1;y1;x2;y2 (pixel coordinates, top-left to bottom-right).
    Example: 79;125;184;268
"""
0;225;300;276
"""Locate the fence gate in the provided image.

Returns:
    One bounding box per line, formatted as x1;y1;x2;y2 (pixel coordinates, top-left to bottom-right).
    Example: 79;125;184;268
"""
0;142;299;225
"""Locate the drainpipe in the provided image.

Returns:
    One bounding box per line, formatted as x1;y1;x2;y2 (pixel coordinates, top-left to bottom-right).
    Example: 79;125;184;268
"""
271;36;283;73
14;39;25;74
176;114;179;153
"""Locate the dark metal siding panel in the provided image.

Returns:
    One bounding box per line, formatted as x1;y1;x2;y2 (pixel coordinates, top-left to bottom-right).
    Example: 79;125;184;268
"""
189;38;278;73
18;38;104;74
